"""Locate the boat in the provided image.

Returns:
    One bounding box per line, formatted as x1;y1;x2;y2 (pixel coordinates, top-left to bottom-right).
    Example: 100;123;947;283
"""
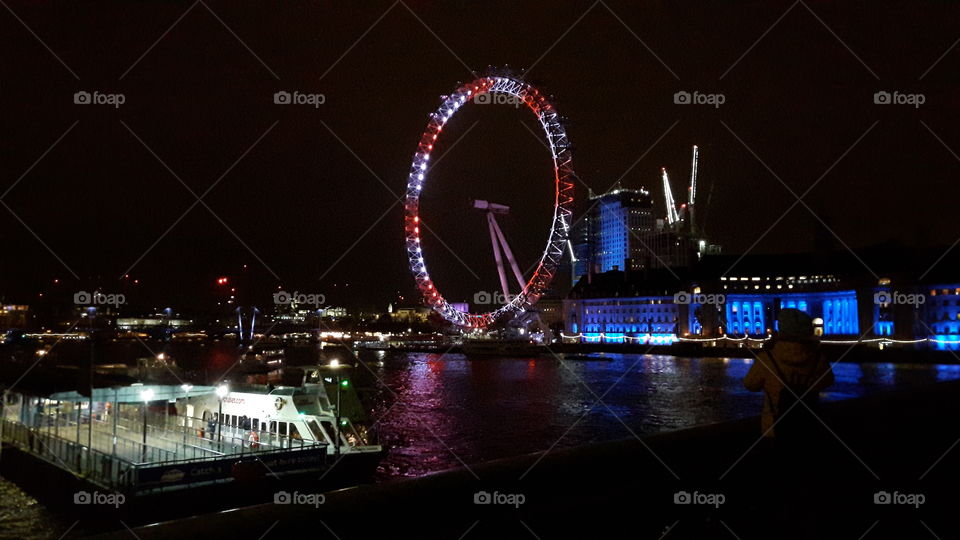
561;353;613;362
176;366;382;472
462;338;542;357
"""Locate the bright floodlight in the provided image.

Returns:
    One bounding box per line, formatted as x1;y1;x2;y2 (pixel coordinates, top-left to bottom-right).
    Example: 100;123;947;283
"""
140;388;155;402
329;359;341;368
215;384;229;398
180;384;193;393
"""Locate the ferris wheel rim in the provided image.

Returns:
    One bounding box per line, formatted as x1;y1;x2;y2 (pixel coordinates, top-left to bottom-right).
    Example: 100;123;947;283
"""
403;75;575;328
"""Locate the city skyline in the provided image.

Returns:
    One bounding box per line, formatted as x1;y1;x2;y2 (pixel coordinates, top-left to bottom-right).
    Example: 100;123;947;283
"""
2;1;959;311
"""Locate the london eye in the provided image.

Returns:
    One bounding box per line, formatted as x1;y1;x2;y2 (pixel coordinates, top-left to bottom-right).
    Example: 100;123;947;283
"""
403;75;575;328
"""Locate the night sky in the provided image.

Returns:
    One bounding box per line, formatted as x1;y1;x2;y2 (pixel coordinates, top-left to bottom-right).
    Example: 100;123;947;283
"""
1;0;958;311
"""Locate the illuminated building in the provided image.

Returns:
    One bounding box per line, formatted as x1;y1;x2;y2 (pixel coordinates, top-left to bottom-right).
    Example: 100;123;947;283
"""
563;248;960;349
570;186;655;284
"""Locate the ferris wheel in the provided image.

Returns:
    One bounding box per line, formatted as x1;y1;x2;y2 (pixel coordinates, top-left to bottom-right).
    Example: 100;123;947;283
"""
403;75;575;328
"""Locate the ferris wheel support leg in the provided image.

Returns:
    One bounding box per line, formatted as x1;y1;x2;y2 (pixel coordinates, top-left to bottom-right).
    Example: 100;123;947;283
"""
491;216;526;291
488;212;512;303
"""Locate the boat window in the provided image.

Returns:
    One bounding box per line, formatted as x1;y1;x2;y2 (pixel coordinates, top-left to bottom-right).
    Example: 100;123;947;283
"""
279;422;287;436
252;418;259;430
306;419;326;443
269;421;277;433
289;424;302;441
319;421;339;445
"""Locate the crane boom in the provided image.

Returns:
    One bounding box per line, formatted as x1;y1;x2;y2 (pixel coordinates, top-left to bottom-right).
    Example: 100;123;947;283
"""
689;145;698;205
662;168;679;225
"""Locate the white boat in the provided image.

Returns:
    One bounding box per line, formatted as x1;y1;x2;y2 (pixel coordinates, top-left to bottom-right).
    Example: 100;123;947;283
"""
176;368;381;462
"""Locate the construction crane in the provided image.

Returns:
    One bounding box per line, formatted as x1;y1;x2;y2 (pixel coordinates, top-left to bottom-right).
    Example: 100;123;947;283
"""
688;144;699;206
661;168;680;225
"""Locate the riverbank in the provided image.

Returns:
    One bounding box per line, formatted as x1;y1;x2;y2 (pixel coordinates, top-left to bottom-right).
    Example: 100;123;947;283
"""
373;340;960;364
95;378;960;540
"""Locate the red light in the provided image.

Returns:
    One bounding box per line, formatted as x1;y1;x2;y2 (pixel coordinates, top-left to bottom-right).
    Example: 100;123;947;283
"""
217;277;229;285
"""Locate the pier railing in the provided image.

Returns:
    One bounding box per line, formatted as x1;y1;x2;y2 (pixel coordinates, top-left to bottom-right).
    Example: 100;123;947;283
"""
1;417;327;494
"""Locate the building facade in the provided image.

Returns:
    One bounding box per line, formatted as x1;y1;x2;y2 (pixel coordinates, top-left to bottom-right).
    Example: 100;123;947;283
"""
564;251;960;350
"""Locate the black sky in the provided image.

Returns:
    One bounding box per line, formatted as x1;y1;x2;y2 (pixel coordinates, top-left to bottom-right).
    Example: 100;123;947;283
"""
1;0;959;311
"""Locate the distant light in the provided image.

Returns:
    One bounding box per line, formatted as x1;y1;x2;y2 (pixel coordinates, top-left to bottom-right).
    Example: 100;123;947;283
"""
156;353;165;361
329;359;341;367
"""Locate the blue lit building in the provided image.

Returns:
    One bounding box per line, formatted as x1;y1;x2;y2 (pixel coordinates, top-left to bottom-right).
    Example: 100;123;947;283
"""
564;248;960;349
923;284;960;349
564;268;684;344
570;187;654;285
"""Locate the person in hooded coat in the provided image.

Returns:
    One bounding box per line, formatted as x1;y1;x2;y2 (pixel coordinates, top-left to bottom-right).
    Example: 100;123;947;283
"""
744;308;835;440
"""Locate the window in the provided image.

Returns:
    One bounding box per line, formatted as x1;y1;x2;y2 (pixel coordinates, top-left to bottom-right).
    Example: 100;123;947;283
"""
320;420;340;444
307;419;326;443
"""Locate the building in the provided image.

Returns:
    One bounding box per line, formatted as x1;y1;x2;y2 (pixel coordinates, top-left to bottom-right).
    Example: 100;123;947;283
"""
570;185;719;285
564;268;685;344
563;247;960;350
0;305;30;329
571;187;655;283
388;304;432;324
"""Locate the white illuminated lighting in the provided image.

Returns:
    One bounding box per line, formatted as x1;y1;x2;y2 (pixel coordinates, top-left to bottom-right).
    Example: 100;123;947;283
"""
215;384;229;398
329;359;341;367
140;388;155;402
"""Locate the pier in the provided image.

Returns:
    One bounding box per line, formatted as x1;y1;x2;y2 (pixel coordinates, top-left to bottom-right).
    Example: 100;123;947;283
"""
0;385;326;496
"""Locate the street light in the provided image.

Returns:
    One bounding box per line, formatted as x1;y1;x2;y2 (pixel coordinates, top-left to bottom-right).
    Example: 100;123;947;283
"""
324;360;346;456
215;384;229;448
140;388;154;462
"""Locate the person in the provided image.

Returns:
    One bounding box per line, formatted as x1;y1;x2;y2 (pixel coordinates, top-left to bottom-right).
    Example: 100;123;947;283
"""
744;308;834;442
743;308;836;538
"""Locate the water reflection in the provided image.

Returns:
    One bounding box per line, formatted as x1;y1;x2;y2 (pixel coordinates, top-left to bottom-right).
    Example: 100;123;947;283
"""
362;352;960;480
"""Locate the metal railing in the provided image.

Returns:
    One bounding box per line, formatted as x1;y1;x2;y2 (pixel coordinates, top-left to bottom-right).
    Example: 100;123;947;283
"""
1;417;326;494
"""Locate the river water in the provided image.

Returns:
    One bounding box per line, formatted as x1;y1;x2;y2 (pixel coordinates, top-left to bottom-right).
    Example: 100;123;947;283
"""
3;351;959;538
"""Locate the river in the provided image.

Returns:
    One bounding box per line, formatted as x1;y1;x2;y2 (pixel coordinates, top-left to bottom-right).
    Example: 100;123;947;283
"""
3;351;959;538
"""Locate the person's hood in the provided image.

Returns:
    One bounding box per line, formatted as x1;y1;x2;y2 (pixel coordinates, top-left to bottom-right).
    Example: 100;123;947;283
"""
777;308;814;340
769;339;819;367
